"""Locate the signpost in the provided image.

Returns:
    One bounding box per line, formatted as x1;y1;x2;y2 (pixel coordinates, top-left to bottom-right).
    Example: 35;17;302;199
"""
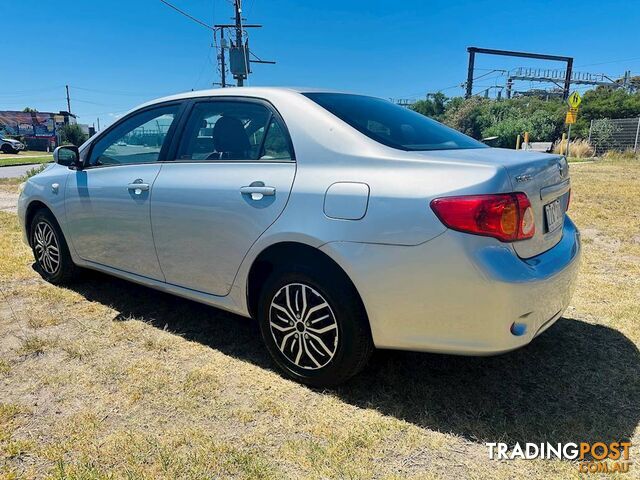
568;91;582;109
565;91;581;157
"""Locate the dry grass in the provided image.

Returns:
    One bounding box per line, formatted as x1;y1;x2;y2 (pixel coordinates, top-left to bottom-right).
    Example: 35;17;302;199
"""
603;149;640;161
0;161;639;479
552;138;595;158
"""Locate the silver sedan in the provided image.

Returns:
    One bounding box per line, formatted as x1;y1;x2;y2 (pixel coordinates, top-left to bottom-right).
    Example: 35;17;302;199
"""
18;88;580;386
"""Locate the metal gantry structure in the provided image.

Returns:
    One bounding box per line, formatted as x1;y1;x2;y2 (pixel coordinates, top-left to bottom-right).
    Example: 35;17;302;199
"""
465;46;633;100
465;47;574;100
504;67;633;98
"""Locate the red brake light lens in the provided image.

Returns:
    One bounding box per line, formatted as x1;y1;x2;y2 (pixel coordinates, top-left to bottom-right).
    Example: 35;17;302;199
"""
430;193;535;242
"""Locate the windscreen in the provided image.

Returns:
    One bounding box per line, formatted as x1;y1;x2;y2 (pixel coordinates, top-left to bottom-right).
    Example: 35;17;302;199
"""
303;93;487;151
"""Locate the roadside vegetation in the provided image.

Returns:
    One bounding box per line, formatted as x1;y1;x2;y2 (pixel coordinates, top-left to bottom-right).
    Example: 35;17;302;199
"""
57;124;88;147
0;153;52;168
0;158;638;479
412;87;640;148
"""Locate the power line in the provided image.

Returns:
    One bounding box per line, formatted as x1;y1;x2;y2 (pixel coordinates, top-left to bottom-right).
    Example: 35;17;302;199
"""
0;86;65;98
577;56;640;68
158;0;214;31
70;85;170;97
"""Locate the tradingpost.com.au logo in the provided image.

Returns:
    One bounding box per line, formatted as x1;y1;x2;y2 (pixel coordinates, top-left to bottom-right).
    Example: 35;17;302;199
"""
486;442;633;474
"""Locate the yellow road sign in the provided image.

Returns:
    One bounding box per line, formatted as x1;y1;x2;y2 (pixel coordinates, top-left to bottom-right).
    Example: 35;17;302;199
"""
565;107;578;124
568;91;582;108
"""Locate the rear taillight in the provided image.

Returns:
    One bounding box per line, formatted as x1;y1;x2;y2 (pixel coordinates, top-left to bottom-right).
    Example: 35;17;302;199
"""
430;193;535;242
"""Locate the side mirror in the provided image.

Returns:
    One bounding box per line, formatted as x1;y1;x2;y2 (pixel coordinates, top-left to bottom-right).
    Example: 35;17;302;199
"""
53;145;81;169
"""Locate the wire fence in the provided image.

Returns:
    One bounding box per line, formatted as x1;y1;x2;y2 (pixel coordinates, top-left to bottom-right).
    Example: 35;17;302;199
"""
588;117;640;155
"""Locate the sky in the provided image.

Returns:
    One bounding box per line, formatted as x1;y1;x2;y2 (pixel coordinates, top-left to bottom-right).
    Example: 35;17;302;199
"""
2;0;640;129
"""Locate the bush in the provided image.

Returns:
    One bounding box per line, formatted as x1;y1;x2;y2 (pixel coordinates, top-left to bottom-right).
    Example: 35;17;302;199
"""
58;124;88;147
411;88;640;149
552;139;595;158
23;163;49;179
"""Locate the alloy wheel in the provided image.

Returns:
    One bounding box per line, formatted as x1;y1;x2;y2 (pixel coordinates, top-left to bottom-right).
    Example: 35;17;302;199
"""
33;221;60;275
269;283;339;370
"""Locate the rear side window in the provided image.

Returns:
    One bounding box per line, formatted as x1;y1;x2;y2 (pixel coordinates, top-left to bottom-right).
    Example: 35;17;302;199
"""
303;93;486;152
177;101;293;162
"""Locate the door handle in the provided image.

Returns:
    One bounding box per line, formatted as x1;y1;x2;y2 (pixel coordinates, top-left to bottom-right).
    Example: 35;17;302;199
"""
240;183;276;200
127;181;150;194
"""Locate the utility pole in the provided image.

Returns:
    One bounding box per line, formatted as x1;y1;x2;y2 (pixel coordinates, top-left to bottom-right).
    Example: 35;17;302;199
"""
234;0;245;86
219;28;227;87
159;0;274;88
65;85;72;113
97;118;101;132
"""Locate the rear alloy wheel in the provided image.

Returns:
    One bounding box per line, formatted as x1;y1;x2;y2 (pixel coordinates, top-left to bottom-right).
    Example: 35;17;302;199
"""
30;209;78;284
258;267;373;387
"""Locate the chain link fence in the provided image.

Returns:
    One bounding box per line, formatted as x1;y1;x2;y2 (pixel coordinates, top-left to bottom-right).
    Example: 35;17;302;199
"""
588;117;640;155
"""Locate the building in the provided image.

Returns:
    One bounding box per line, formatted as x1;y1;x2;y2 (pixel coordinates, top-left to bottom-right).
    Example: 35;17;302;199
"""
0;110;77;151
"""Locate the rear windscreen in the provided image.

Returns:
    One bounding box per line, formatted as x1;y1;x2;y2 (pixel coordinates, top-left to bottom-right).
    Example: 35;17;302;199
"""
303;92;487;152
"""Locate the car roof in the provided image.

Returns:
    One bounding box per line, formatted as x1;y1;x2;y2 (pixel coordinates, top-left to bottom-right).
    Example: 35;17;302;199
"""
135;86;357;111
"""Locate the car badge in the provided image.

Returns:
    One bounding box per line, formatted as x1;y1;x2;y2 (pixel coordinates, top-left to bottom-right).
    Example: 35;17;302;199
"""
515;174;532;183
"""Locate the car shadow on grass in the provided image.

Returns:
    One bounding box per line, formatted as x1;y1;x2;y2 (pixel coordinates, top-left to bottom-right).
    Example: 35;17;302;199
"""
68;270;640;447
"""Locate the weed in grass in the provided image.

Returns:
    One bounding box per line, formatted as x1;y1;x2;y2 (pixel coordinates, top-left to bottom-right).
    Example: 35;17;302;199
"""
183;365;220;398
27;312;63;329
22;163;48;180
18;335;52;356
0;404;23;424
603;149;639;160
61;339;99;360
0;360;9;375
2;439;33;458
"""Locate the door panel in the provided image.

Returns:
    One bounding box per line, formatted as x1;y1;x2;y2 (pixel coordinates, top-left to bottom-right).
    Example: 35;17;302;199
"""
64;103;181;279
65;164;165;279
151;162;295;295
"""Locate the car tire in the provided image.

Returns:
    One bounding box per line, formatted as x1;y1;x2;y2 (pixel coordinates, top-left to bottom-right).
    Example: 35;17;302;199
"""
1;144;15;154
30;209;79;284
258;265;374;387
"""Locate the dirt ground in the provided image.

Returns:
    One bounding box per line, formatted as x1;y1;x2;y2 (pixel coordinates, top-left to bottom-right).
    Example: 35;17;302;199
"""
0;186;18;214
0;161;638;479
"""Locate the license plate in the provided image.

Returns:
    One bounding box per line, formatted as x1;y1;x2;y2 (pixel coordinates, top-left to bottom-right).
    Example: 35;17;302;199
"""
544;199;563;233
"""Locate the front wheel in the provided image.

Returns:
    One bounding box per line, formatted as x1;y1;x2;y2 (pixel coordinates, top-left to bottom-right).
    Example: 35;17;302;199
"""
258;267;373;387
30;209;79;284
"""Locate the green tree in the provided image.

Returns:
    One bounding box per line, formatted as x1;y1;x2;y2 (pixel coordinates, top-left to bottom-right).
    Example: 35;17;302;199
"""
58;124;88;147
408;88;640;148
442;97;489;139
410;92;448;121
22;107;38;113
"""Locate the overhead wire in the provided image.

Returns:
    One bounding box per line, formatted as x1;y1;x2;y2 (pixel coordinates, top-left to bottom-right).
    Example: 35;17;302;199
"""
158;0;214;31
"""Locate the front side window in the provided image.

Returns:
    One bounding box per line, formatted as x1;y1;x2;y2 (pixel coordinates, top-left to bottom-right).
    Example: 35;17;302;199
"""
177;101;293;161
88;105;179;166
303;93;487;152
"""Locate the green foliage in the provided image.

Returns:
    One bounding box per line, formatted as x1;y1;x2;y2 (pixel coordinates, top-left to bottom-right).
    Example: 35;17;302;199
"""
22;107;38;113
408;88;640;149
58;124;88;147
23;163;49;179
410;92;447;121
442;97;488;139
589;118;619;147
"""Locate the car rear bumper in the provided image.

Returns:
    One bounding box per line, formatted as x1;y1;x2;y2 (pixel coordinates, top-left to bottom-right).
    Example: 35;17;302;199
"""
321;216;581;355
